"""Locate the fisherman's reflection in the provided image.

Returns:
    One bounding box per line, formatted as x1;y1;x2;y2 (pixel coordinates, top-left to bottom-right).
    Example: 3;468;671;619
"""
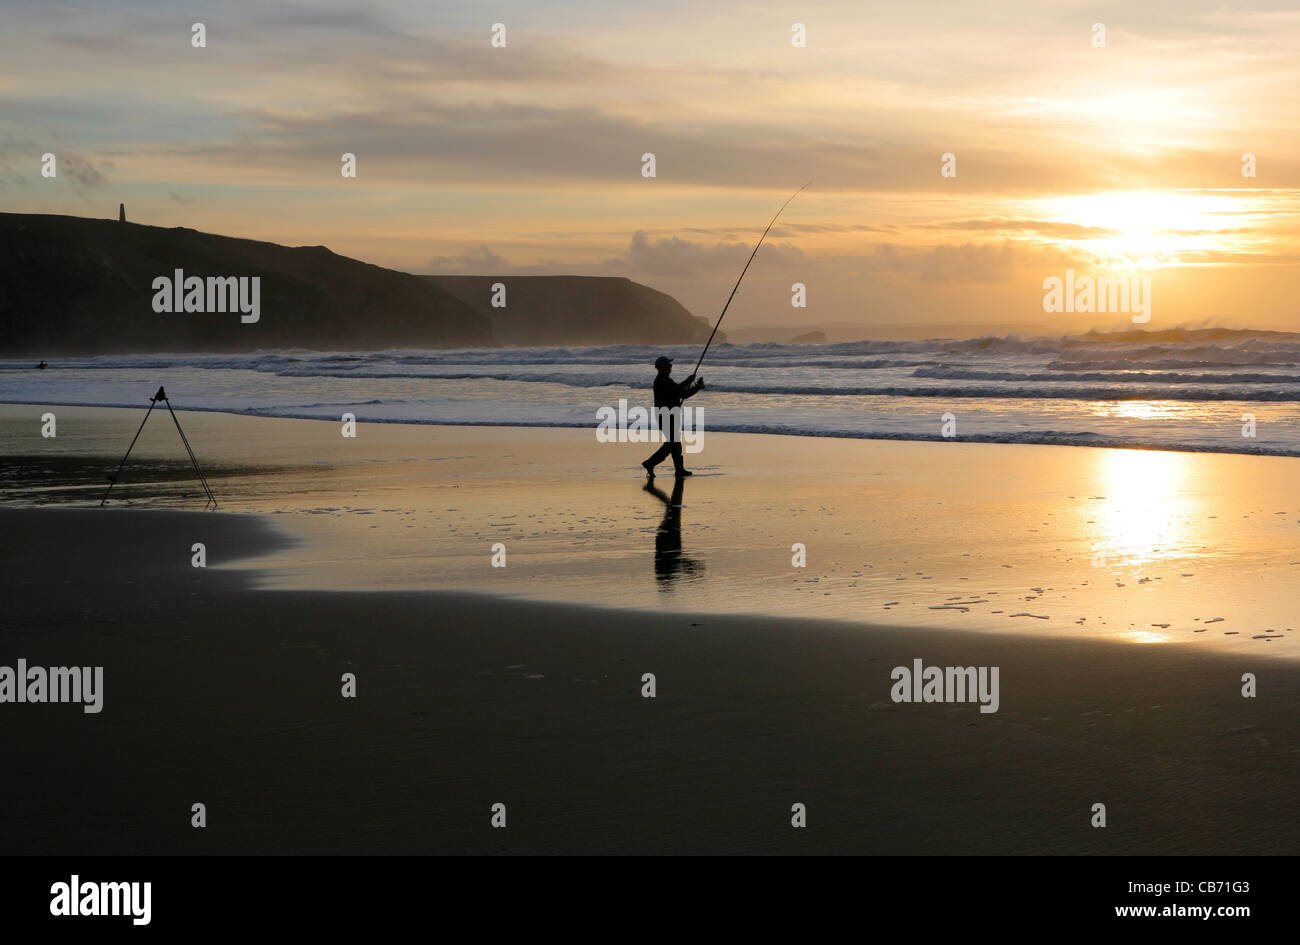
643;477;703;587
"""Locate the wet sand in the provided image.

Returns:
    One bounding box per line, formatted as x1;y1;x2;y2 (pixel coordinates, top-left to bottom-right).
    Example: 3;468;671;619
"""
0;509;1297;854
4;404;1299;657
2;405;1298;853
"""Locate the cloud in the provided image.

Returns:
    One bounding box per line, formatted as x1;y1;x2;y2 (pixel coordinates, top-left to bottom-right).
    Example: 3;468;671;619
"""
426;244;512;274
0;136;39;187
918;218;1119;239
10;1;1300;199
611;230;821;280
0;139;105;196
612;230;1025;286
433;230;1057;290
60;155;106;191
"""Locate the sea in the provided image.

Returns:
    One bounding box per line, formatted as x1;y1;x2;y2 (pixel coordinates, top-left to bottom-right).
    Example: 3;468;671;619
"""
5;327;1300;455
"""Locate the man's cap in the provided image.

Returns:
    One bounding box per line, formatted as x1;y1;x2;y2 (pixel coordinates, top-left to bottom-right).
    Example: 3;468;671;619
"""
654;355;673;369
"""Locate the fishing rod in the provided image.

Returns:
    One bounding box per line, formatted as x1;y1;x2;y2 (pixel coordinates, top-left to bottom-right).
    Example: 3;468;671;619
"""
691;182;810;377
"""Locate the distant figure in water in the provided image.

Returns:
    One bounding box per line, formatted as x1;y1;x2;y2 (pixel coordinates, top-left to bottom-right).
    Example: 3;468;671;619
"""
641;355;704;478
36;361;47;369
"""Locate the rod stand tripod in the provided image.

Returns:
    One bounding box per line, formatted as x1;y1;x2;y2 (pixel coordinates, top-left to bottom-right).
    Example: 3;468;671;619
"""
100;386;217;509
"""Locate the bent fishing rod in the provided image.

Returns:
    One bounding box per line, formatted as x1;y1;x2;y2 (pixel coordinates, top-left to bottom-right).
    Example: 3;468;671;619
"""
691;182;810;377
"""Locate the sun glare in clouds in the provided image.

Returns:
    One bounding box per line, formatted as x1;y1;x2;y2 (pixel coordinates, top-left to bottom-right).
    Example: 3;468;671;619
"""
1039;190;1249;267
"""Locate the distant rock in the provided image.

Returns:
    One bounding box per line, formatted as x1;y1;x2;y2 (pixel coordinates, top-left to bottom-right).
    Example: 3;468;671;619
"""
0;212;494;354
790;330;826;344
425;275;716;347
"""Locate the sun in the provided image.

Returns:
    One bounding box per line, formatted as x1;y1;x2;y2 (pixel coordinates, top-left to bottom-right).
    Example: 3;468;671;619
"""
1038;189;1245;267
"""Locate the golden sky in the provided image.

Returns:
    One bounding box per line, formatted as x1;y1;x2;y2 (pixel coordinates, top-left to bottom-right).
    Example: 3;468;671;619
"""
3;0;1299;334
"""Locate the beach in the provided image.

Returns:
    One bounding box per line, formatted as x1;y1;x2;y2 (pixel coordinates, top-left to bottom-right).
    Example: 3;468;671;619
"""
5;404;1299;654
1;406;1297;854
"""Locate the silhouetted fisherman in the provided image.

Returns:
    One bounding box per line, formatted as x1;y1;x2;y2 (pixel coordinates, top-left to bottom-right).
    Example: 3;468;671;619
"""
641;355;704;478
